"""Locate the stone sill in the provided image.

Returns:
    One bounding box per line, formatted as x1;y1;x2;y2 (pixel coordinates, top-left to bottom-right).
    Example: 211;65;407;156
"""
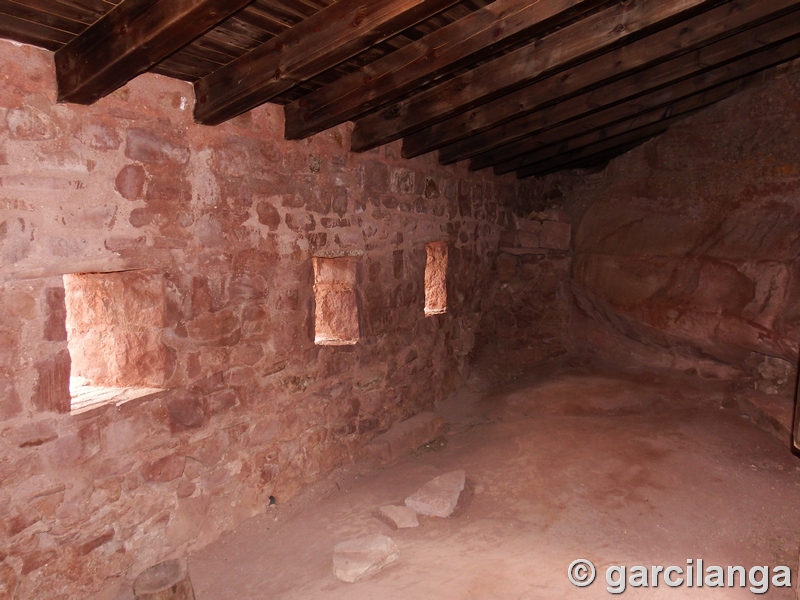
70;377;166;415
314;337;359;346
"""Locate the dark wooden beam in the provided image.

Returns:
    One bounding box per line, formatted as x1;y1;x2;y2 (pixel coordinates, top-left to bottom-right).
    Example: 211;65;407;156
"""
515;53;800;178
525;139;652;176
282;0;602;140
193;0;462;126
481;30;800;172
459;16;800;169
54;0;255;104
506;71;789;175
350;0;722;152
401;0;800;159
518;119;676;178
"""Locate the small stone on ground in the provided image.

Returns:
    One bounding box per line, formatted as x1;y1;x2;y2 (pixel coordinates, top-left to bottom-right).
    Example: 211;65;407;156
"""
378;505;419;529
405;470;466;518
332;534;399;583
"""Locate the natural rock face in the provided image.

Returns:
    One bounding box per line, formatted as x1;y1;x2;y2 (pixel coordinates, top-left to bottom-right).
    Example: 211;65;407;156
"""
378;505;419;529
332;534;400;582
525;62;800;381
405;470;466;517
0;40;535;599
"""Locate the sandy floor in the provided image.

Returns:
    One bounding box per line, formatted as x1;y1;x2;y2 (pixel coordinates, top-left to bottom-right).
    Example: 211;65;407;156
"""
189;363;800;599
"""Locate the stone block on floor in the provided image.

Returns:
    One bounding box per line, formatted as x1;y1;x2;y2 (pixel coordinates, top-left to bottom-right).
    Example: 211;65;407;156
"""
405;470;465;518
378;505;419;529
332;534;399;583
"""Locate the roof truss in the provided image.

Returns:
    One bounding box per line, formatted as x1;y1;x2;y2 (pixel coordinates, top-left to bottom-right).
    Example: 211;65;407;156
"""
2;0;800;176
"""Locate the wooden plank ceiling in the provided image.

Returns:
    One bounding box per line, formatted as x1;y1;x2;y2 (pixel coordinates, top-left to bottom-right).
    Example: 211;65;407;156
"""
1;0;799;178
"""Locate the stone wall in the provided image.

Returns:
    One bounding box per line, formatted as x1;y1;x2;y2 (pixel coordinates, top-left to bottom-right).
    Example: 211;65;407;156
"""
546;61;800;384
477;209;574;370
0;40;534;598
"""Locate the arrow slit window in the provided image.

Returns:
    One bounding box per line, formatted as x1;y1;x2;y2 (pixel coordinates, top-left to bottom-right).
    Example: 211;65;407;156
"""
424;241;448;316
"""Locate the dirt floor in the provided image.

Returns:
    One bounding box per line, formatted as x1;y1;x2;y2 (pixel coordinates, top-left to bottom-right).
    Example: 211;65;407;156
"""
189;362;800;599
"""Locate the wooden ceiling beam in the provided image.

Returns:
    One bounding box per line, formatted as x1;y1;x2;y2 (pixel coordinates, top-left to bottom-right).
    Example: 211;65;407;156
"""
282;0;602;141
505;66;793;175
522;139;652;177
515;54;800;178
401;0;800;159
518;120;675;178
350;0;723;153
193;0;462;126
54;0;254;104
477;26;800;172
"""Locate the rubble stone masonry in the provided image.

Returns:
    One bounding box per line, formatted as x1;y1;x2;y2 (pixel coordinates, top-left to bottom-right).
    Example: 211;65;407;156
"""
0;39;535;598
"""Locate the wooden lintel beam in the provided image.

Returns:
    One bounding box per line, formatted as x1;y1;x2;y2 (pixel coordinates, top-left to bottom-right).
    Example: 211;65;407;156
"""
402;0;800;159
282;0;602;140
54;0;255;105
193;0;462;126
485;33;800;173
350;0;722;153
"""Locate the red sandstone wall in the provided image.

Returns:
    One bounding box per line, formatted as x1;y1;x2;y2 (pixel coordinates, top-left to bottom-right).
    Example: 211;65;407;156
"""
0;40;534;598
551;61;800;381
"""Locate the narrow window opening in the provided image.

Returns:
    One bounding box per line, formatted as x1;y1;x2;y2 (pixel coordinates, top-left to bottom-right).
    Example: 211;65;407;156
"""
424;241;448;316
63;270;168;413
313;256;359;345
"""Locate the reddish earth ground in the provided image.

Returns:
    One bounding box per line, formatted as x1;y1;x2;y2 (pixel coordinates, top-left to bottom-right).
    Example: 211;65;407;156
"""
187;363;800;599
